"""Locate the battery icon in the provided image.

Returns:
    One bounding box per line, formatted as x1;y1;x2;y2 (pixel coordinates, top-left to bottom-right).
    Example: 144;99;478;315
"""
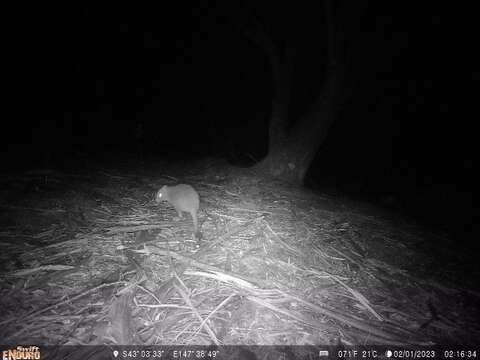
319;350;329;357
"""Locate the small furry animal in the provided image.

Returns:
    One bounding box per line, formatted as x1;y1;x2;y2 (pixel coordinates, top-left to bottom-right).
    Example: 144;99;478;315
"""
155;184;200;237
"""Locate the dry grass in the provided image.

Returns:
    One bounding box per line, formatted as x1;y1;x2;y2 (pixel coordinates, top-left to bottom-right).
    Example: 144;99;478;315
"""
0;160;478;346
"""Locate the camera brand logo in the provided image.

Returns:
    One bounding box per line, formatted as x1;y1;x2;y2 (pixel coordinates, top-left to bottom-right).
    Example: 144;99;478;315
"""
2;346;41;360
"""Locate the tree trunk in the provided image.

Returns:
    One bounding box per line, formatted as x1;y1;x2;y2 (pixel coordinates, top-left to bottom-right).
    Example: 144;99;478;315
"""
259;62;347;183
232;1;353;184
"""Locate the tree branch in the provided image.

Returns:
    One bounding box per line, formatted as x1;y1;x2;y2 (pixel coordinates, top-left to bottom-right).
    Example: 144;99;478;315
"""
228;13;281;86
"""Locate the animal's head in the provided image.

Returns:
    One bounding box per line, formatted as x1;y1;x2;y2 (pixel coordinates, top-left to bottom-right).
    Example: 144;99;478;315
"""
155;185;168;203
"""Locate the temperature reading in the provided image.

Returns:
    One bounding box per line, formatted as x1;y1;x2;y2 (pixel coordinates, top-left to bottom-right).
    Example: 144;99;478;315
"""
362;350;378;358
338;350;358;358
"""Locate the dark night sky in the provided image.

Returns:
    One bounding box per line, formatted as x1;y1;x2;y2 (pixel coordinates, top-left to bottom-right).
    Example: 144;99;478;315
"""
2;2;478;236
